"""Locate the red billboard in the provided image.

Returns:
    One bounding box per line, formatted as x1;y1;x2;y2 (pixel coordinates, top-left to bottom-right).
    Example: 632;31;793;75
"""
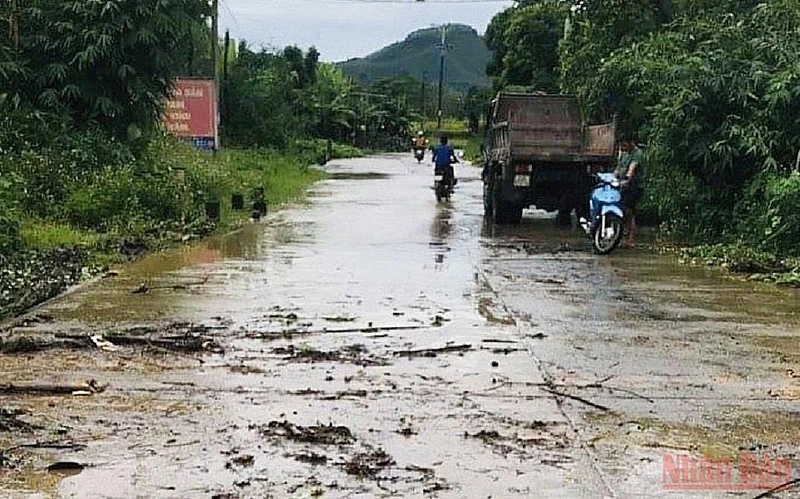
164;78;218;150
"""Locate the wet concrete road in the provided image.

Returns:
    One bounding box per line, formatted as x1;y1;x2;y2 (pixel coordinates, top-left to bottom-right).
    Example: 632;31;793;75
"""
1;154;799;498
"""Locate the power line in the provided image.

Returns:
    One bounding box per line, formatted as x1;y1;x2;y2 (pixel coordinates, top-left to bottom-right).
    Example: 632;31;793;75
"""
219;0;242;30
237;0;512;3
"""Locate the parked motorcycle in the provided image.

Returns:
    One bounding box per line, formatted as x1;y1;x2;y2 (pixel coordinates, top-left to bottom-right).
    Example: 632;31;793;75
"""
414;147;425;163
579;172;624;254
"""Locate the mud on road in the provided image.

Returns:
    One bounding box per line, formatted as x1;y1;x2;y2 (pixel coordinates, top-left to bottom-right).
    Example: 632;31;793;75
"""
1;154;799;498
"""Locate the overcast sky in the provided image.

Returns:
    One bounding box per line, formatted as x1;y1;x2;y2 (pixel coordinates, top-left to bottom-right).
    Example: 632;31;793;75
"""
219;0;514;62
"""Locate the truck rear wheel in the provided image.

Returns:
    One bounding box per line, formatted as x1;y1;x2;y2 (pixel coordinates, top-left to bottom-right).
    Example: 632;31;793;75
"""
557;191;577;226
556;208;572;226
483;181;494;217
493;189;522;225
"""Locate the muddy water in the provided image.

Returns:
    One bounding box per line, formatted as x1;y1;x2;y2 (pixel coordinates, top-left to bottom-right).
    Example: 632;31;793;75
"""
1;154;798;498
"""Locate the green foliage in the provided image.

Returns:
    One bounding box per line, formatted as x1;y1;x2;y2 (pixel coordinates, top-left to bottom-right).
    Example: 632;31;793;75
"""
738;170;800;256
0;176;21;255
20;219;100;250
222;44;415;150
679;243;796;275
222;44;302;148
2;0;211;137
291;139;364;164
549;0;800;257
486;1;569;92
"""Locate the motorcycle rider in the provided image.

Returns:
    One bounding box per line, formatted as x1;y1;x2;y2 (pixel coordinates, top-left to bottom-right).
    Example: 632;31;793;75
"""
412;131;428;149
615;136;645;247
432;135;458;191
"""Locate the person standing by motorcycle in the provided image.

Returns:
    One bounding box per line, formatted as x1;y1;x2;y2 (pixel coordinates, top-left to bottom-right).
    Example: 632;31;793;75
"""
432;135;459;190
615;137;645;247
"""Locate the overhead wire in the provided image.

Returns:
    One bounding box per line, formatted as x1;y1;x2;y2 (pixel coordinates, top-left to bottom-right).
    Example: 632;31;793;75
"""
232;0;512;3
219;0;242;30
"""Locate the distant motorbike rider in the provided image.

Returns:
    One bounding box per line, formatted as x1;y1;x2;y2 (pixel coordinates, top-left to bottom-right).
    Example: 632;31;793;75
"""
412;131;428;149
432;135;458;190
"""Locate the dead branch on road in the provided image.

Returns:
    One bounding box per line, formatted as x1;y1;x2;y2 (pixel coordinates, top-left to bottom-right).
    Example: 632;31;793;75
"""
16;441;87;451
571;376;654;403
394;344;472;358
542;387;610;412
750;478;800;499
131;276;210;294
54;332;223;354
481;339;518;345
0;379;105;396
248;324;424;341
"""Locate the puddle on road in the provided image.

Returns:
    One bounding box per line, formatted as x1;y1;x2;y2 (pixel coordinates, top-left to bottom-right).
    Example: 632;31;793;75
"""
2;154;799;498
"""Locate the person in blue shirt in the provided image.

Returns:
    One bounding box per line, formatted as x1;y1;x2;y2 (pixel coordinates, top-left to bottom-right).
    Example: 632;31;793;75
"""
432;135;459;189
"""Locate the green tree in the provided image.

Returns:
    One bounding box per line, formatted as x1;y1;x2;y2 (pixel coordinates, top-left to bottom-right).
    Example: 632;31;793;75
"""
2;0;211;137
486;1;569;92
576;0;800;250
222;43;301;147
311;64;356;142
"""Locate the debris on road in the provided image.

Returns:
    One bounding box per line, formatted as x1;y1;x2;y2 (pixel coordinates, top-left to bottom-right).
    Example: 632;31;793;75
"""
289;451;328;465
225;454;254;469
46;461;84;474
343;446;394;478
322;316;357;323
256;421;355;445
247;323;424;341
1;322;224;355
542;387;611;412
90;334;119;352
0;408;37;433
131;276;210;294
0;379;106;396
0;335;90;354
271;343;389;366
393;344;472;358
464;428;568;457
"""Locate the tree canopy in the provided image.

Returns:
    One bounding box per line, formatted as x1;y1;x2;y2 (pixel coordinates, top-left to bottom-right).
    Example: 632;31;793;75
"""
487;0;800;255
1;0;211;137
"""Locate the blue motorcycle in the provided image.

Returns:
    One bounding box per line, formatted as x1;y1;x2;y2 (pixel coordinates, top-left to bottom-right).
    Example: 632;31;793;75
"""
580;172;624;254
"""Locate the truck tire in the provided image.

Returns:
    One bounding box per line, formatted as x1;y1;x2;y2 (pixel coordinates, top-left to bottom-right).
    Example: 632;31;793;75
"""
483;181;494;217
496;201;522;225
556;208;572;226
556;191;575;226
493;187;522;225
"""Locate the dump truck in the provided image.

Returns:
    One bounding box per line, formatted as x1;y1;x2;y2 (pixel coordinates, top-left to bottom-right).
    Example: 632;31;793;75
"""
482;93;617;225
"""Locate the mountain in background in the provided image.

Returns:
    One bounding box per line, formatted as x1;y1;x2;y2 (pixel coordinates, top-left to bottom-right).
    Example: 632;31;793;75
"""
338;24;492;90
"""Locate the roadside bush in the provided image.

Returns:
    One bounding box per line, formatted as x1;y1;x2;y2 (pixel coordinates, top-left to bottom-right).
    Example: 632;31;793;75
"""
63;148;188;231
0;176;21;255
290;139;363;165
737;170;800;257
679;243;787;274
564;1;800;253
63;166;139;230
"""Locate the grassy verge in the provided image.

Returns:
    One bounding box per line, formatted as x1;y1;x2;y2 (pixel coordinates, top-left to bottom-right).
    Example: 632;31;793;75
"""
0;143;343;319
672;243;800;287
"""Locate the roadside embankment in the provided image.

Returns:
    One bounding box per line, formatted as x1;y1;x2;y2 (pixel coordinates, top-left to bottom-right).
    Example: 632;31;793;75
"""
0;136;362;319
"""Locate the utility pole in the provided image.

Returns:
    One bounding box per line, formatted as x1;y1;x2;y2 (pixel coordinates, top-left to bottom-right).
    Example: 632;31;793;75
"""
221;29;230;129
9;0;19;51
436;24;448;130
211;0;219;81
211;0;219;149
